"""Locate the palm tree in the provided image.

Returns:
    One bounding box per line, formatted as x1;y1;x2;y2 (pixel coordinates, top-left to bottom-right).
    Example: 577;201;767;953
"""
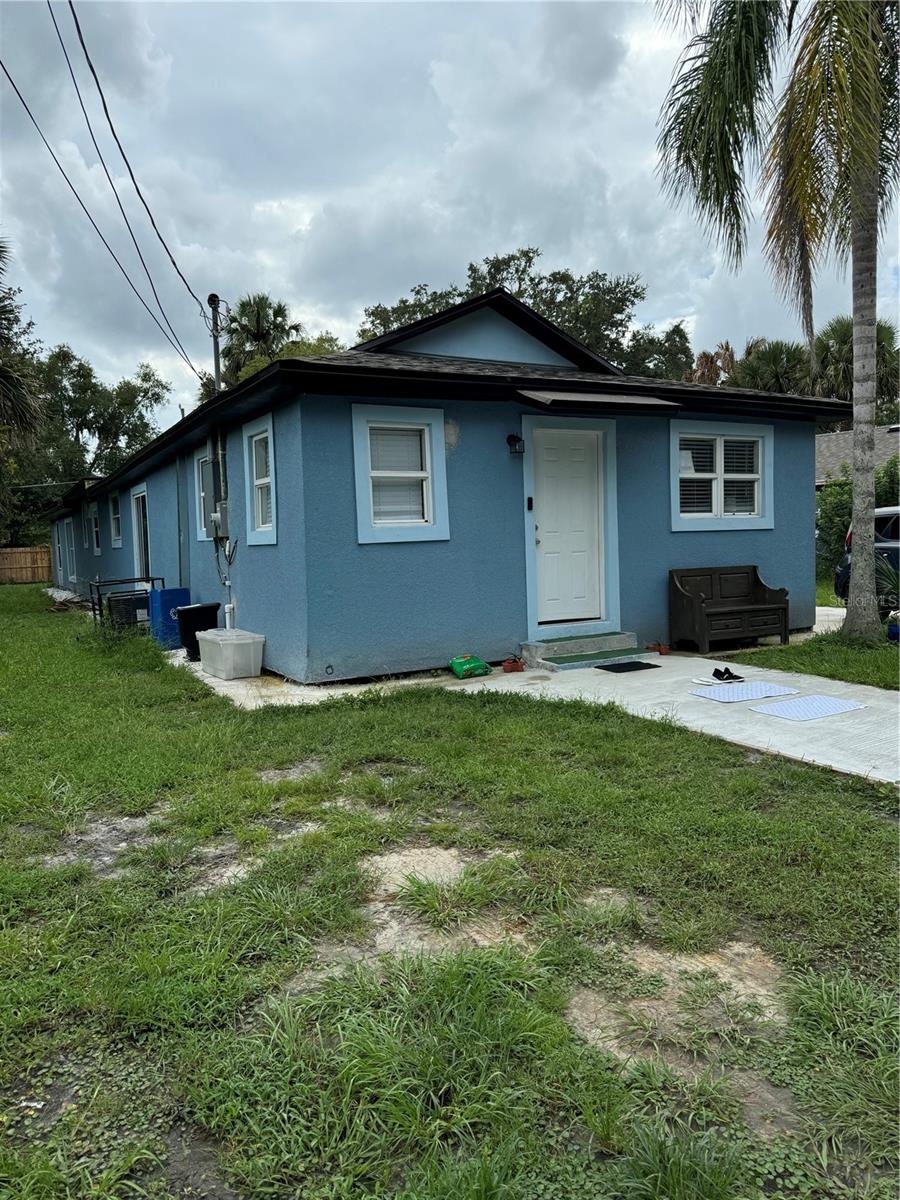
813;315;899;421
0;240;43;444
658;1;898;639
221;293;302;381
728;339;808;395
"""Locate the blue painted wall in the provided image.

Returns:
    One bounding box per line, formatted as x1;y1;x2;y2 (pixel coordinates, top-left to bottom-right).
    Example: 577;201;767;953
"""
298;400;815;680
614;413;815;643
53;396;815;685
301;396;528;680
392;308;577;366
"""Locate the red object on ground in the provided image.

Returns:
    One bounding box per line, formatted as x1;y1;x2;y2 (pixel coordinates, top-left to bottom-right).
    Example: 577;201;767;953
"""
502;658;525;672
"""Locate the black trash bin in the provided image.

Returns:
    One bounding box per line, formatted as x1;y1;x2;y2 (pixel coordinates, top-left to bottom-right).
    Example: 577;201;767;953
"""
175;602;221;661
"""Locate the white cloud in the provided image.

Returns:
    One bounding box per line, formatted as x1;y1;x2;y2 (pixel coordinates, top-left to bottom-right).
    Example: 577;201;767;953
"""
2;0;896;431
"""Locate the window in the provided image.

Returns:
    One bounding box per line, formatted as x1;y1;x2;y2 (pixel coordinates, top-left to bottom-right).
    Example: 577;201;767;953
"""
64;518;77;583
242;414;276;545
109;493;122;547
369;426;430;524
195;447;213;540
81;504;89;548
89;502;101;555
670;421;773;531
352;405;450;543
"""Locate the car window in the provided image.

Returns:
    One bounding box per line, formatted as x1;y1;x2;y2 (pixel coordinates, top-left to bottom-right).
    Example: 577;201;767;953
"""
875;515;899;542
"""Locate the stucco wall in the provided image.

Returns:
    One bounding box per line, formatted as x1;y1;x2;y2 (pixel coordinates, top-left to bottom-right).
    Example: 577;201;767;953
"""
53;403;309;680
299;400;816;681
301;395;528;680
53;398;815;685
392;308;577;366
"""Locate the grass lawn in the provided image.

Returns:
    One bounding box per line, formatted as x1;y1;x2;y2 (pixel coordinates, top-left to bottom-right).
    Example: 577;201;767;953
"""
0;584;897;1199
727;631;900;691
815;575;842;608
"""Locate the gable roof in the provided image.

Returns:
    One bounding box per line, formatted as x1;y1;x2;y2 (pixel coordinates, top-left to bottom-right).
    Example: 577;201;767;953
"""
353;286;623;374
815;425;899;486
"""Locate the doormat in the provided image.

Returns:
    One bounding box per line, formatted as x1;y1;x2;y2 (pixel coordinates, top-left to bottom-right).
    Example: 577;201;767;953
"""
690;682;798;703
596;661;660;673
750;695;867;722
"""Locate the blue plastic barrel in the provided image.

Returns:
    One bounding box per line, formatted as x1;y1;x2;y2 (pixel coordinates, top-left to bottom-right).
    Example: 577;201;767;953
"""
148;587;191;649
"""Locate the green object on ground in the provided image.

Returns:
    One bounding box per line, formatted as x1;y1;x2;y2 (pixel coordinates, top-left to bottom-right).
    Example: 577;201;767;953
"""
448;653;493;678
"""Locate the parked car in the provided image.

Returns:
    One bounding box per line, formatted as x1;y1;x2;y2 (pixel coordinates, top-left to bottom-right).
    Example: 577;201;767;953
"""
834;505;900;610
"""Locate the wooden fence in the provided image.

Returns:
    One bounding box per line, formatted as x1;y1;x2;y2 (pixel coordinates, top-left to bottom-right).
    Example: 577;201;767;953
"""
0;545;52;584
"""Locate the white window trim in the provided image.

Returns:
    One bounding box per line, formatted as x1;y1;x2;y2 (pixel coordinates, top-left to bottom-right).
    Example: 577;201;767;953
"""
54;522;64;583
351;404;450;543
109;492;122;547
242;413;276;546
194;444;213;541
670;420;774;532
64;517;77;583
81;504;89;548
89;501;101;556
131;483;150;581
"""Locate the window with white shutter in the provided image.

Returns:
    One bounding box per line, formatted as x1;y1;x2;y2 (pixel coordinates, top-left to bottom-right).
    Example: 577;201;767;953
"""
670;422;773;531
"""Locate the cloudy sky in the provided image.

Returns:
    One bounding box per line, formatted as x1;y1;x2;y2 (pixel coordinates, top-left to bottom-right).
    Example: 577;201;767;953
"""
2;0;898;430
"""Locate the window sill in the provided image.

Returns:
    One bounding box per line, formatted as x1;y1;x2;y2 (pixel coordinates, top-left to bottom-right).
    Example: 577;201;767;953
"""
671;514;773;532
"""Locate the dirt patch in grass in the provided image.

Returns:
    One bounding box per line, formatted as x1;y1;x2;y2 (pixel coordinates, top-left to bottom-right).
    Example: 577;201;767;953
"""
351;759;424;785
362;844;472;895
728;1069;803;1139
566;940;801;1139
39;807;168;878
188;819;322;894
322;796;394;821
161;1124;239;1199
257;758;324;783
626;940;784;1021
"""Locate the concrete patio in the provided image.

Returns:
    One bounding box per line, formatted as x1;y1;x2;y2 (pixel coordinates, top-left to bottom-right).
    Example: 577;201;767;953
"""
463;654;898;785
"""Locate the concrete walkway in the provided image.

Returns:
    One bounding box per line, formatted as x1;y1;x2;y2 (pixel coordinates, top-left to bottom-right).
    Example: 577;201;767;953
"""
169;647;898;785
463;654;898;785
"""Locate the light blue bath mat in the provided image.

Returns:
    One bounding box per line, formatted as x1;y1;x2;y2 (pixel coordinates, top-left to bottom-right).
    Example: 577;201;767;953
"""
690;682;798;703
750;694;867;722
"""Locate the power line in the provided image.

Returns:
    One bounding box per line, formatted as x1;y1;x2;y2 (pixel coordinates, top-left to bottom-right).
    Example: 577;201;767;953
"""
0;57;202;375
67;0;211;329
46;1;200;376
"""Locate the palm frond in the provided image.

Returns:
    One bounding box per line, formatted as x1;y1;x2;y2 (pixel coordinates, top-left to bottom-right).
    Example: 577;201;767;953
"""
780;0;893;261
657;0;785;266
762;83;827;356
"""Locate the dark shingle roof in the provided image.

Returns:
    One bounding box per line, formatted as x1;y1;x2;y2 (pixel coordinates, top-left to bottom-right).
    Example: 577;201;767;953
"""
816;426;900;485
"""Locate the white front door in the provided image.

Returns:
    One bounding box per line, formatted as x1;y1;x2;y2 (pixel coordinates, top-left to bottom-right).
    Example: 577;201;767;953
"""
534;427;602;624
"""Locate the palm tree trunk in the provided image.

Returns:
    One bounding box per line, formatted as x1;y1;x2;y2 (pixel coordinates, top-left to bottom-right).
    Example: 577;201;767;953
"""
842;157;881;640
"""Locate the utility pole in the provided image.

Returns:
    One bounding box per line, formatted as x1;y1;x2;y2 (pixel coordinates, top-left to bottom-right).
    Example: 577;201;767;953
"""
208;292;222;391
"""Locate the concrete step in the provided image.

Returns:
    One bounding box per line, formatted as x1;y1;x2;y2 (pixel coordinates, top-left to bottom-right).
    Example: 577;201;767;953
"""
537;649;654;672
521;631;638;668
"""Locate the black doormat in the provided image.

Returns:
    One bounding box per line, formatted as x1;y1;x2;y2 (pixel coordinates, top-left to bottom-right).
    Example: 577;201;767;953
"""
595;660;661;673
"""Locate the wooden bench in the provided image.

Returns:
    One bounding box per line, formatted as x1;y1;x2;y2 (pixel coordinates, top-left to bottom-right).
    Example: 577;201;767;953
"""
669;566;789;654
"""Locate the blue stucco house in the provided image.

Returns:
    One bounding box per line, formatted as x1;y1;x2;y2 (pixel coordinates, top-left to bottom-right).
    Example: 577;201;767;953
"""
50;289;848;682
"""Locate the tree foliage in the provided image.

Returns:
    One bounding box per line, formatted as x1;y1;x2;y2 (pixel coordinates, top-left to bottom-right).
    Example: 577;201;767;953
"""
0;241;43;447
816;454;900;575
691;316;898;423
357;247;688;375
1;340;169;546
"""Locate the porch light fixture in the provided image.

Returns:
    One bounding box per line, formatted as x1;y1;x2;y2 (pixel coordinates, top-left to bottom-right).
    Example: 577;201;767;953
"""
506;434;525;456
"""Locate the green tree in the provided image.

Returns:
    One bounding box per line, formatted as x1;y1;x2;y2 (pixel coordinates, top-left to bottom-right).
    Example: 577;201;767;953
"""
235;331;346;385
812;315;899;423
659;0;898;639
728;338;809;394
0;240;43;446
2;349;169;545
620;322;694;379
357;247;661;370
221;293;302;381
816;453;900;576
